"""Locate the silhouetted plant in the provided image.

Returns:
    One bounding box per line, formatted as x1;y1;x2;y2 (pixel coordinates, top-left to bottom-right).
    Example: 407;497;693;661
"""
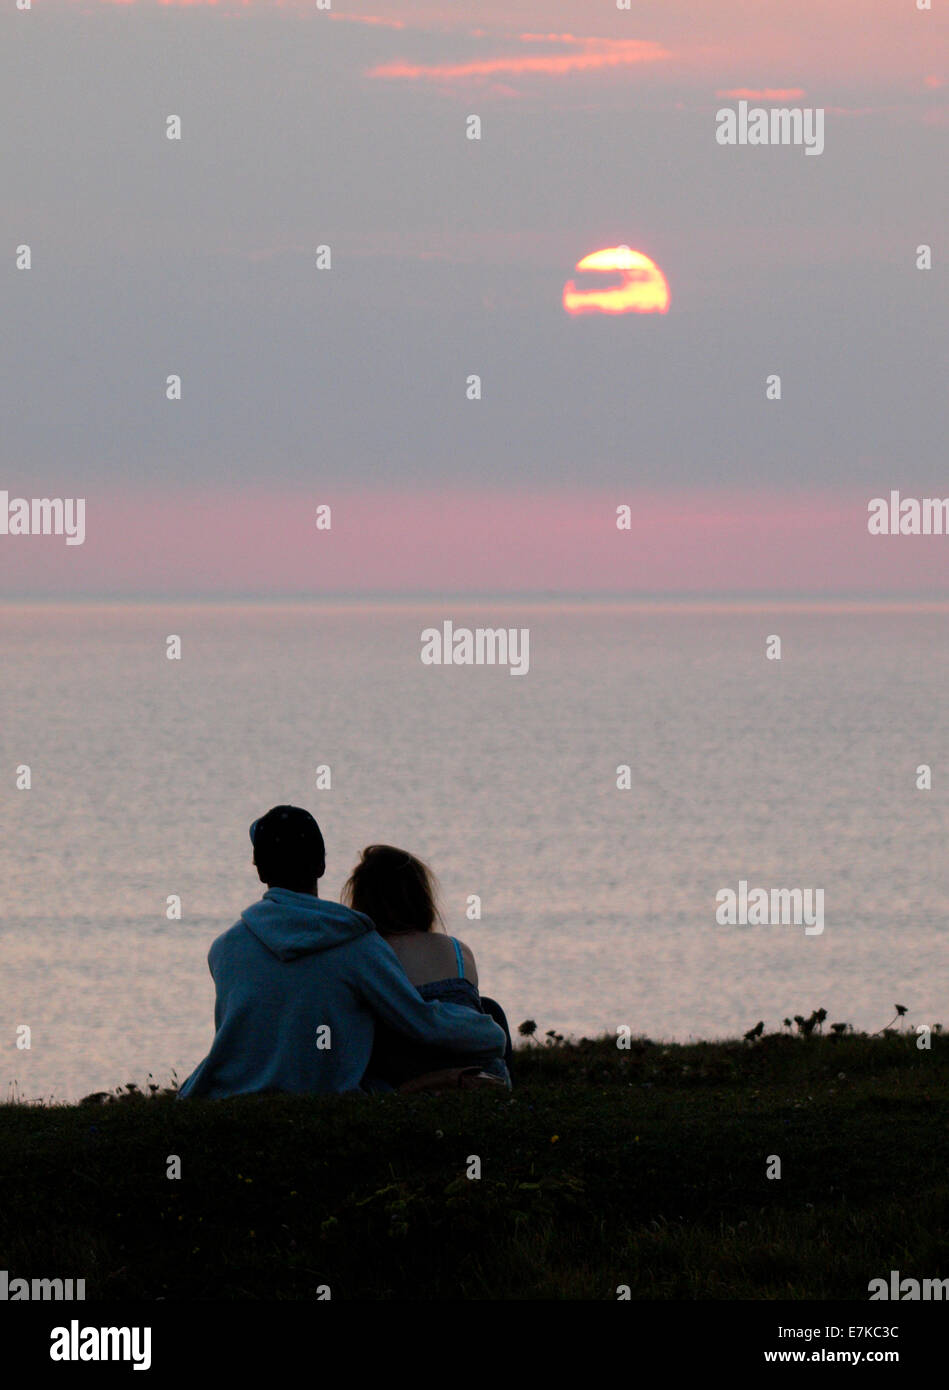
875;1004;909;1034
791;1008;828;1037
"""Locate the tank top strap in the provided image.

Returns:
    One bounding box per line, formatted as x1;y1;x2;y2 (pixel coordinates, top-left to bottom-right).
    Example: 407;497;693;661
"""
450;936;465;979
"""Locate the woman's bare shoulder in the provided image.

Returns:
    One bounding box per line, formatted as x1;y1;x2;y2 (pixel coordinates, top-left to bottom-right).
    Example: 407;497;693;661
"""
452;936;479;982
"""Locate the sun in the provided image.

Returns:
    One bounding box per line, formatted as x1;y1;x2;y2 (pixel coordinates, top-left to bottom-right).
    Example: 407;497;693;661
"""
562;245;670;316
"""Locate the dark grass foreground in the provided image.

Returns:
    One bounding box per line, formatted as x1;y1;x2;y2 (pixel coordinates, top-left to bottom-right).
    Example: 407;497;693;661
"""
2;1032;947;1300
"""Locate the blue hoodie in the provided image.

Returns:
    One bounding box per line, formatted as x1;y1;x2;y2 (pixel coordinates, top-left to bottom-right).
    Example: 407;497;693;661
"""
177;888;506;1099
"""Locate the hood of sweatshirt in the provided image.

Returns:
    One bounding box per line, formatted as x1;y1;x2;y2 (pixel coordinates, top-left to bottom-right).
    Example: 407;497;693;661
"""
240;887;375;962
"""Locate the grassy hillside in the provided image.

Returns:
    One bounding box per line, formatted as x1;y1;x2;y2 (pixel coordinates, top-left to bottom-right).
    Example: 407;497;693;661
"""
2;1029;946;1299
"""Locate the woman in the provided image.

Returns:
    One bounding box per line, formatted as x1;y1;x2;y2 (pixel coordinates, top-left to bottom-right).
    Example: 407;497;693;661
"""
342;844;512;1088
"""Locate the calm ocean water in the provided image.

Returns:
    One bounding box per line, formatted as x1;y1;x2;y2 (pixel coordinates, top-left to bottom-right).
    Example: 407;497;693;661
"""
3;601;948;1102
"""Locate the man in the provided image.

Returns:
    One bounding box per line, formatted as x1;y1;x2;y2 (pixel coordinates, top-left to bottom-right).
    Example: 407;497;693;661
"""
177;806;505;1098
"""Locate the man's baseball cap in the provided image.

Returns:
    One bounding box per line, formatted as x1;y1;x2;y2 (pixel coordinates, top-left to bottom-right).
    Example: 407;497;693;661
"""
249;805;325;867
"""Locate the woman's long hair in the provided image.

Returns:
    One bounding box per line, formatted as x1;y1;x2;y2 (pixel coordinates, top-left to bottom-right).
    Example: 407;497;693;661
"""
342;844;443;937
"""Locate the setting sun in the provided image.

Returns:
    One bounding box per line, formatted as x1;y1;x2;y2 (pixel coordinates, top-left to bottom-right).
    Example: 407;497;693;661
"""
562;245;670;316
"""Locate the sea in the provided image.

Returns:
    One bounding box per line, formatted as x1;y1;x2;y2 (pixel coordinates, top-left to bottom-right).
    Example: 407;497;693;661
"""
2;600;947;1102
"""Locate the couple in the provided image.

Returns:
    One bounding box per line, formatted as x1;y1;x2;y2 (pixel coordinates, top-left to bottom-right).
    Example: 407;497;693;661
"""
177;806;512;1099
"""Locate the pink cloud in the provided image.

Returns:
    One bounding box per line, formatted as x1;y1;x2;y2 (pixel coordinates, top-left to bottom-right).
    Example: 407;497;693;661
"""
100;0;257;6
2;488;948;598
716;88;806;99
329;12;405;27
68;2;943;92
369;37;669;83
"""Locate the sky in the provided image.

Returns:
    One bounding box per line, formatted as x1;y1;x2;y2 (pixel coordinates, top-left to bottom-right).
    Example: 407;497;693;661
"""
1;0;947;595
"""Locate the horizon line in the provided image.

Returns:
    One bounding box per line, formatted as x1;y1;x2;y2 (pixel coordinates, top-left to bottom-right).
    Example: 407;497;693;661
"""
6;592;949;614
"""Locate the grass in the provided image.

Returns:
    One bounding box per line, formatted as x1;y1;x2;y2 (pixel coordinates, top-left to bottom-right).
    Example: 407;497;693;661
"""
1;1028;947;1300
